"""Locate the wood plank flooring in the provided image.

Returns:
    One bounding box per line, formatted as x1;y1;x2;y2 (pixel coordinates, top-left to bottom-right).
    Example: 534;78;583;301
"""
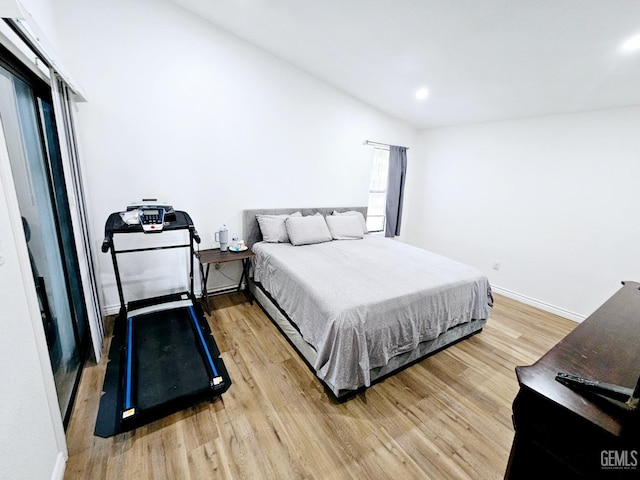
64;293;576;480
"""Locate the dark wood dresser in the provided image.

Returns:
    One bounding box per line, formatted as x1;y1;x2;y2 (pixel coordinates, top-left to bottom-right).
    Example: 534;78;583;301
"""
505;281;640;479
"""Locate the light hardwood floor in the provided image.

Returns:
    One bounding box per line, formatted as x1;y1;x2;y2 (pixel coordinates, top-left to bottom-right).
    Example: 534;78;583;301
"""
64;293;576;480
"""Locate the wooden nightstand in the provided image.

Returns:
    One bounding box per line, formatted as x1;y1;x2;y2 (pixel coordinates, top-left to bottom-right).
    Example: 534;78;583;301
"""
195;248;255;314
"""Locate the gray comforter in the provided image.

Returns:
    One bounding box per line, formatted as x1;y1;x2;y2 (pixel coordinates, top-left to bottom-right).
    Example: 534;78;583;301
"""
252;236;492;393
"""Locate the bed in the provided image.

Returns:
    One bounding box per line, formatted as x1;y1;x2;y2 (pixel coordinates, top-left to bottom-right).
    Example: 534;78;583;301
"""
243;207;493;399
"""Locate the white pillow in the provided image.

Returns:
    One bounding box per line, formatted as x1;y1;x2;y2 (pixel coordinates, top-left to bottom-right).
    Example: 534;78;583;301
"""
332;210;367;235
325;215;364;240
285;213;332;246
256;211;301;243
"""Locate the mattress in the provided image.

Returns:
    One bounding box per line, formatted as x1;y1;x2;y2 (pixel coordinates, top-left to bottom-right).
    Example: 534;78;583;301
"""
252;235;492;394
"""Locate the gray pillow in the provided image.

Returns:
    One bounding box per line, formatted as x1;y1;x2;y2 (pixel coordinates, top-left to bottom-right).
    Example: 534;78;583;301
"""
285;213;332;246
332;210;367;235
256;211;302;243
326;215;364;240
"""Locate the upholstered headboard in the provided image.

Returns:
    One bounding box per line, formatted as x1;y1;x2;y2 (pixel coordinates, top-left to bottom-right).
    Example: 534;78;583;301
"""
243;207;368;249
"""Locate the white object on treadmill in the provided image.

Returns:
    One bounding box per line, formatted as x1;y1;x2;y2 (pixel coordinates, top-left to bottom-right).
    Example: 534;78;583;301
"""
127;299;194;318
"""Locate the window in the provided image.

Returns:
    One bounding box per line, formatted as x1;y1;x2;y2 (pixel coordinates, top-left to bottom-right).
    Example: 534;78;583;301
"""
366;147;389;232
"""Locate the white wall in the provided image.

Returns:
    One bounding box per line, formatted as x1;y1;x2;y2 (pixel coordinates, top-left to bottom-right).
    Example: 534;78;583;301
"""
404;106;640;319
52;0;416;312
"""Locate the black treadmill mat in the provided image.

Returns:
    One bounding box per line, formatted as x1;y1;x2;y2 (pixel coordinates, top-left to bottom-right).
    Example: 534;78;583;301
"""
133;308;212;410
94;299;231;438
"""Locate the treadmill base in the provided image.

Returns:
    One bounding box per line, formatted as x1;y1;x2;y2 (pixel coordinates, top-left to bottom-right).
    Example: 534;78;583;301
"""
94;293;231;438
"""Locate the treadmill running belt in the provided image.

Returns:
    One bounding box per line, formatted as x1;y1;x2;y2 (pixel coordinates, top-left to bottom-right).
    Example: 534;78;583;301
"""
134;308;211;410
94;297;231;438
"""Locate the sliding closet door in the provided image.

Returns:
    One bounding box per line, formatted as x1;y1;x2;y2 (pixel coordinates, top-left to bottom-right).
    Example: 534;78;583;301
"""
0;64;87;424
38;98;89;344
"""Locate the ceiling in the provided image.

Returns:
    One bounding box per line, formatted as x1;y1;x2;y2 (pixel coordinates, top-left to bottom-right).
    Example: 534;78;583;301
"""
170;0;640;129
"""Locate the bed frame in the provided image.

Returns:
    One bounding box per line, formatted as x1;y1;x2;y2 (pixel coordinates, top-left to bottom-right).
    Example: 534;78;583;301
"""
242;207;487;399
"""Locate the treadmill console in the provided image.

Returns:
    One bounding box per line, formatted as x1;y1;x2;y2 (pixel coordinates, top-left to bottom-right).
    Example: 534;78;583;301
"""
139;208;164;232
126;199;176;232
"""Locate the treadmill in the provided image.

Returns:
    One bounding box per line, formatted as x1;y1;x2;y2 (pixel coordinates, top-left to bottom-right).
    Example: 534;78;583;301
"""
95;206;230;437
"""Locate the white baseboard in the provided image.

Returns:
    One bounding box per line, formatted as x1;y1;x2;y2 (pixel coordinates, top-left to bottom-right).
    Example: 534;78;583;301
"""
491;284;585;323
51;452;67;480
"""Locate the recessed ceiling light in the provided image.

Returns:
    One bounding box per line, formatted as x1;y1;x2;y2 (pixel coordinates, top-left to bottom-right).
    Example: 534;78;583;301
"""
622;34;640;52
415;87;429;100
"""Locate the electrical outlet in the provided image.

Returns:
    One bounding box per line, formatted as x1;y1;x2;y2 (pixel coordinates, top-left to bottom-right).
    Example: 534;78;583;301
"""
493;260;502;271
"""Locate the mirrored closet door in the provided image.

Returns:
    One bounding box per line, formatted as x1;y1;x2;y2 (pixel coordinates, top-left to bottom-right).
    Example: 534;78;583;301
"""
0;57;88;426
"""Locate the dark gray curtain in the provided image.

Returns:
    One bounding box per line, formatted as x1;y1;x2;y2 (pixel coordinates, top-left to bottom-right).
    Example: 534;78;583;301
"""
385;145;407;237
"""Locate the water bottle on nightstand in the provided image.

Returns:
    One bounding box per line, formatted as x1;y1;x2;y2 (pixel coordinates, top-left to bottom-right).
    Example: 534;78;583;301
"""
215;225;229;251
